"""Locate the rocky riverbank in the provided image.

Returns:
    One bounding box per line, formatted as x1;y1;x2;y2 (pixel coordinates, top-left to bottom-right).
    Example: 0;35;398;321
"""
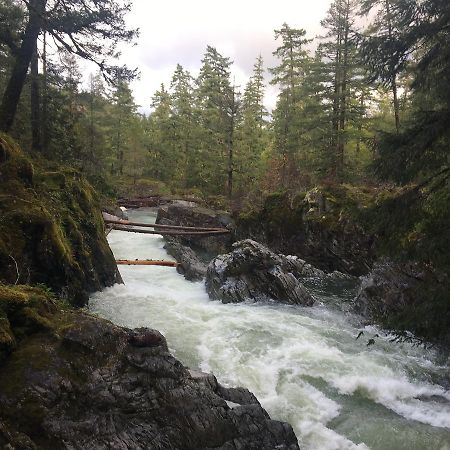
150;186;449;346
0;136;300;449
0;286;299;449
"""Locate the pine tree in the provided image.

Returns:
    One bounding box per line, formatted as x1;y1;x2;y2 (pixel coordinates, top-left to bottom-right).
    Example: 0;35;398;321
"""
195;46;238;195
270;23;311;186
236;55;269;191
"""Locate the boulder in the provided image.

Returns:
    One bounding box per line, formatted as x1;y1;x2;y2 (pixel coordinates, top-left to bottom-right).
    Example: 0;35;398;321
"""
157;204;234;257
156;204;234;281
164;238;207;281
0;311;300;450
206;239;315;305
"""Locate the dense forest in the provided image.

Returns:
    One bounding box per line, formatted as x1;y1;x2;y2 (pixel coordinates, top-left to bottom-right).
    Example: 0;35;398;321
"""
0;0;449;340
1;0;448;196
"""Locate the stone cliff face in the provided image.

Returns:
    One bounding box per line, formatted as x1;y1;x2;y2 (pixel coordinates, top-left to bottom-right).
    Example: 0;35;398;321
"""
0;134;121;306
0;288;299;449
235;187;376;277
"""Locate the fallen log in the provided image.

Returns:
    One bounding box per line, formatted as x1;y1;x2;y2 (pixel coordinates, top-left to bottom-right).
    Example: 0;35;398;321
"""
110;225;230;236
116;259;178;267
104;218;227;232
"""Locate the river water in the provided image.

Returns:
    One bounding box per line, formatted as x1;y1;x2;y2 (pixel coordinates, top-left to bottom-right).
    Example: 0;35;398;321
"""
90;208;450;450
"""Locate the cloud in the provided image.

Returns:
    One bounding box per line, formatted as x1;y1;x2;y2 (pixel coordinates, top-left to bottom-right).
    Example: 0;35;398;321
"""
118;0;333;113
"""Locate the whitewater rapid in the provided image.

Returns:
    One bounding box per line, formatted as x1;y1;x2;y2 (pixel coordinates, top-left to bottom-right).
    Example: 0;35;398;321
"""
90;208;450;450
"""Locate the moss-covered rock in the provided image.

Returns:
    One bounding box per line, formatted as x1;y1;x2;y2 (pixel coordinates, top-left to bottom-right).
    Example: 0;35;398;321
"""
0;284;60;363
235;186;377;276
0;134;121;306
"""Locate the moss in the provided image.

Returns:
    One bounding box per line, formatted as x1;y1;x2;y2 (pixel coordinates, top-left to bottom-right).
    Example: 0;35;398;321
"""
0;285;61;363
0;134;119;305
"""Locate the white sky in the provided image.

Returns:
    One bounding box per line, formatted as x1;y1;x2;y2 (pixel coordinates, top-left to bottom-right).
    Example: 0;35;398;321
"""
113;0;334;113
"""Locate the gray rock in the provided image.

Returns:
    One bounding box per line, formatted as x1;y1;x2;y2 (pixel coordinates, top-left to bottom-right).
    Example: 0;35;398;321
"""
353;260;424;319
0;313;300;450
206;240;315;306
157;204;234;258
164;238;207;281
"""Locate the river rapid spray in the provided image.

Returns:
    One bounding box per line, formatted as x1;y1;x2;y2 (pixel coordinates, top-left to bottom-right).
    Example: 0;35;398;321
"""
90;208;450;450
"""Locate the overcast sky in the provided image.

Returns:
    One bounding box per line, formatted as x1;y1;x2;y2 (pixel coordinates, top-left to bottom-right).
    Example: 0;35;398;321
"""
116;0;334;113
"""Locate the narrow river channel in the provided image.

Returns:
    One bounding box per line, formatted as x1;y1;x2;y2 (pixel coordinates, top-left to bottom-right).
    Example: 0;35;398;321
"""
90;208;450;450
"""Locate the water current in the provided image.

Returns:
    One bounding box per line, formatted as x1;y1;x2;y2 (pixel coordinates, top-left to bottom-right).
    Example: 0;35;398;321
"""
90;208;450;450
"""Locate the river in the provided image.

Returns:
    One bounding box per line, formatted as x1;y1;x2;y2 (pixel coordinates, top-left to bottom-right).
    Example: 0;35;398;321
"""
90;208;450;450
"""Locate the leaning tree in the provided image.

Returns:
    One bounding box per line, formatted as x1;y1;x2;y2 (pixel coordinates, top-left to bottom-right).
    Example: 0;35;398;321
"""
0;0;138;133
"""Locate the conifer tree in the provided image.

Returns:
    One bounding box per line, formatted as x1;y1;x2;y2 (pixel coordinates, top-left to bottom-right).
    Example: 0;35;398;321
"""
270;23;311;186
236;55;268;191
195;46;237;194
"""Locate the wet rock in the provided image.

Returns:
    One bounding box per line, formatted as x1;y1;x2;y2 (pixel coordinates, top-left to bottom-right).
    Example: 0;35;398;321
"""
129;328;167;349
157;204;234;256
164;238;207;281
353;260;425;319
206;239;315;305
156;204;234;281
0;312;299;450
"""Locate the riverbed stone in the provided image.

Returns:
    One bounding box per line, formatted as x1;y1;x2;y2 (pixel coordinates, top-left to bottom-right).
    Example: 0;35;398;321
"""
206;239;315;305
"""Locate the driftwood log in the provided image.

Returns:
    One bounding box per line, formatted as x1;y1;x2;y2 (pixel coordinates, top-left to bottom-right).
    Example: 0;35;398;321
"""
116;259;178;267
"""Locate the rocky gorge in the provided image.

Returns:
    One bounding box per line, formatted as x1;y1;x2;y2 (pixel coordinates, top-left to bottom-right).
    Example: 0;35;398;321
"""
0;137;299;449
154;187;450;346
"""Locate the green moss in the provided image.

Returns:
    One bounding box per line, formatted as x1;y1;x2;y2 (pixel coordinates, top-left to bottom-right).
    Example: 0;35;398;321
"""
0;285;61;363
0;134;118;305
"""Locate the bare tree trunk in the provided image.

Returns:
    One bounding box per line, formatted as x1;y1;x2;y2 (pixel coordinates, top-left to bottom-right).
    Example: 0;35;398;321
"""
30;42;41;151
385;0;400;133
42;30;48;149
0;0;47;133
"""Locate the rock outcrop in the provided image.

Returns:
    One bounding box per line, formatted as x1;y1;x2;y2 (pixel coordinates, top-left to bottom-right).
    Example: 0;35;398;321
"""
156;204;234;281
354;260;421;319
206;239;315;305
235;187;376;277
0;134;121;306
0;291;299;450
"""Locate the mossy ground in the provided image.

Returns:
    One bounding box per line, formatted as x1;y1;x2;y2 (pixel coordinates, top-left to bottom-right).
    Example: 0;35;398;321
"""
0;134;120;306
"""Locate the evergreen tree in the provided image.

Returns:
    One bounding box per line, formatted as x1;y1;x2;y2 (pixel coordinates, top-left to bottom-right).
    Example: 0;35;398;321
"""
195;46;238;194
359;0;450;182
170;64;197;188
108;78;138;176
319;0;362;180
0;0;137;134
359;0;402;132
146;84;174;182
270;23;311;186
236;55;269;191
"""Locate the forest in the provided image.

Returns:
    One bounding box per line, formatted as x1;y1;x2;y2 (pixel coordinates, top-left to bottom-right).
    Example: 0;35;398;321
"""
1;0;448;196
0;1;450;448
